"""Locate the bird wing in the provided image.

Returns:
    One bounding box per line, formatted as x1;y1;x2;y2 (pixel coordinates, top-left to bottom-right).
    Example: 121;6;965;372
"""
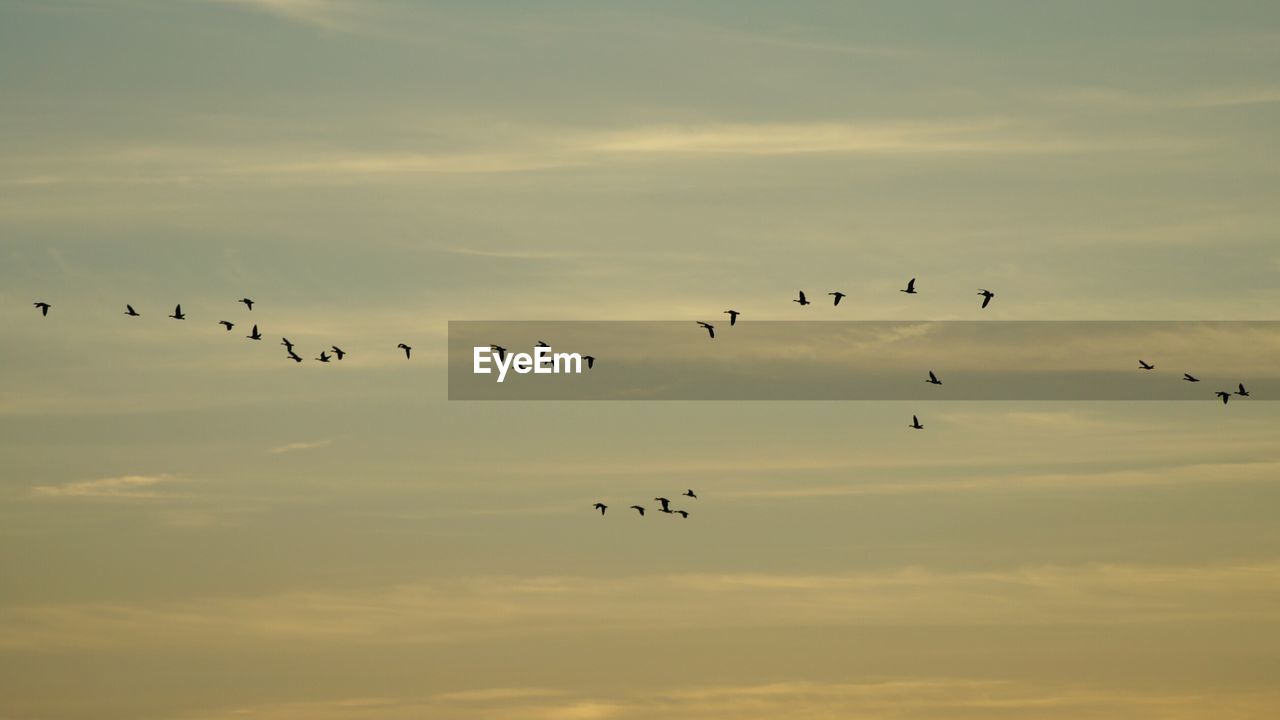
798;291;806;302
981;295;991;308
907;278;915;290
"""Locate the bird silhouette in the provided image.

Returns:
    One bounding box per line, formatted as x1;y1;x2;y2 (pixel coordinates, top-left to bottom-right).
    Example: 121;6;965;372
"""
1235;383;1249;397
697;321;715;339
593;502;607;515
1138;360;1154;370
397;343;412;359
926;370;942;385
654;497;671;512
910;415;924;430
240;298;254;311
169;304;185;320
490;345;508;361
247;325;262;340
583;355;596;369
901;278;917;294
683;489;697;499
1183;373;1199;382
724;310;740;326
281;337;295;351
793;291;810;306
286;349;302;363
218;320;235;331
33;302;51;316
630;505;645;516
977;289;995;309
829;291;846;306
1215;391;1231;405
535;340;549;348
674;510;689;518
316;351;331;363
124;304;139;317
331;346;346;360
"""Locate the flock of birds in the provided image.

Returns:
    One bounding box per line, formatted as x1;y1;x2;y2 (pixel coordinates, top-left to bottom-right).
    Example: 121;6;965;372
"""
594;489;697;519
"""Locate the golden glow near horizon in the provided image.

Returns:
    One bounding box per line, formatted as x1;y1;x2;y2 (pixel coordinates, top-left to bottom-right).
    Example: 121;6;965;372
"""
2;2;1279;718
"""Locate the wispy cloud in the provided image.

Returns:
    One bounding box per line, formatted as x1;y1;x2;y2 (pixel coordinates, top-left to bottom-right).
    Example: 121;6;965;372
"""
270;438;334;454
30;474;183;500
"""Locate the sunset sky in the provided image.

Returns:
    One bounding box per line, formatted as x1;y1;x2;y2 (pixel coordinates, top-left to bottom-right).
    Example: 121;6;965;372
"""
2;1;1279;718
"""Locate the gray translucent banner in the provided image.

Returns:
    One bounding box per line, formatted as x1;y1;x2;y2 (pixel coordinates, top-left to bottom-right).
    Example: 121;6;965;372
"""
448;321;1278;401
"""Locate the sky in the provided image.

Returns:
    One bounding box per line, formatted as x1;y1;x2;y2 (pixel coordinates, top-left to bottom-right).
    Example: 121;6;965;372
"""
1;1;1279;718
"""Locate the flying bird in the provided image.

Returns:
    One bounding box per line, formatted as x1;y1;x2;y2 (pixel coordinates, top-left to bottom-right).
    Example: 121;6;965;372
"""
286;349;302;363
724;309;740;326
124;304;139;317
1235;383;1249;397
593;502;607;516
793;291;810;306
331;346;346;360
910;415;924;430
247;325;262;340
583;355;595;369
281;337;294;351
829;291;846;306
239;298;254;311
654;497;671;512
697;321;715;339
1183;373;1199;382
33;302;51;316
674;510;689;518
926;370;942;385
683;489;697;499
629;505;645;516
316;351;331;363
490;345;508;361
218;320;235;331
977;289;995;309
535;340;549;348
397;343;412;359
169;304;185;320
901;278;917;294
1138;360;1154;370
1215;391;1231;405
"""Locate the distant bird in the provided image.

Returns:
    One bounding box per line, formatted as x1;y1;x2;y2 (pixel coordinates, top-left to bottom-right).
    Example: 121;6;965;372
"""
33;302;50;316
629;505;645;516
1183;373;1199;382
1235;383;1249;397
674;510;688;518
316;351;331;363
583;355;596;369
124;304;139;317
901;278;917;294
1138;360;1154;370
593;502;607;516
281;337;295;351
247;325;262;340
169;304;185;320
909;415;924;430
490;345;508;361
977;289;995;309
397;343;412;359
286;349;302;363
683;489;697;499
926;370;942;385
793;291;810;306
724;310;740;326
654;497;671;512
331;346;345;360
535;340;549;348
829;291;846;306
697;321;715;339
239;298;254;311
218;320;234;331
1215;391;1231;405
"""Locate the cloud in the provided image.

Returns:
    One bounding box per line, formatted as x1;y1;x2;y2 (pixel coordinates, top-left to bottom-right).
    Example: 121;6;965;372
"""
29;474;182;500
270;438;334;454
